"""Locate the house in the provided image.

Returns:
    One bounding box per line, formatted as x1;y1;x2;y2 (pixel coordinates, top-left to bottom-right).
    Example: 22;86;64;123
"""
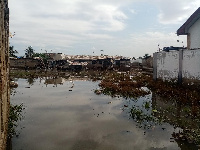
142;56;153;68
177;7;200;49
113;57;130;71
153;7;200;83
10;58;41;69
44;53;65;60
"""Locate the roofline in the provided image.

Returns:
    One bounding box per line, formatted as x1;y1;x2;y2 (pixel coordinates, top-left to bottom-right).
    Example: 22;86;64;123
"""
177;7;200;35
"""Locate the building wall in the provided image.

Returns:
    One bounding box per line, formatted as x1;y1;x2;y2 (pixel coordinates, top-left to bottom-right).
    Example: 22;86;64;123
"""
10;58;40;68
0;0;10;149
188;18;200;49
182;50;200;80
142;57;153;68
154;49;200;83
156;51;179;81
53;53;65;60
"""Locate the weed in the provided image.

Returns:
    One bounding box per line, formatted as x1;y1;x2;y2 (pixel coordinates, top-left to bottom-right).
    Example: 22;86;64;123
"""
8;104;24;138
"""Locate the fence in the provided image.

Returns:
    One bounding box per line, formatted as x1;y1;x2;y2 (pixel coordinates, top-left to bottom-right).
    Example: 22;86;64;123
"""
153;49;200;84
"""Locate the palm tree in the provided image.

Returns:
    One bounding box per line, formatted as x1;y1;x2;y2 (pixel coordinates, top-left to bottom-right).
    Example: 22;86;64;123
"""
25;46;35;58
143;54;150;59
9;46;18;57
138;56;142;59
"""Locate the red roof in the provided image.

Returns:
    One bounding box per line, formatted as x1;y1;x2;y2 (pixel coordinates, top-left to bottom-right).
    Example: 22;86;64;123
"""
177;7;200;35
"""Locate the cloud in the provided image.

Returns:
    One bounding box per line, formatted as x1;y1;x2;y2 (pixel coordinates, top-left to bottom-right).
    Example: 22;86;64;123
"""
9;0;194;57
10;0;128;32
125;31;187;57
155;0;200;24
9;0;130;55
129;9;136;14
92;4;128;31
83;33;113;39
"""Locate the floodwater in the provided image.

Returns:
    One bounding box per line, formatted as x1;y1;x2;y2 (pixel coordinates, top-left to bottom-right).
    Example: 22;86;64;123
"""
9;77;199;150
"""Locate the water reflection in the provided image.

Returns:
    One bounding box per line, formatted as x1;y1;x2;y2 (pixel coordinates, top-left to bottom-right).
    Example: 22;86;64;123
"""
9;78;199;150
44;77;66;86
152;93;200;148
26;78;35;85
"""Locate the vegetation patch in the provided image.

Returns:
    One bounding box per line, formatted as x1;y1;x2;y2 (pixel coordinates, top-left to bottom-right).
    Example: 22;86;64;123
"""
94;70;200;105
8;104;24;138
95;71;200;145
95;72;151;98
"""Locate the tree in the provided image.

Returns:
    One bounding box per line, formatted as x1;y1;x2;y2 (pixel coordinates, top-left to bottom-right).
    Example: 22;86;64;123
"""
132;57;136;60
9;46;18;57
25;46;35;58
33;53;47;59
143;54;150;59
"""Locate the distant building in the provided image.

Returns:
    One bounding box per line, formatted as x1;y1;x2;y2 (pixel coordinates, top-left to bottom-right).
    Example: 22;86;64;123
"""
10;58;41;69
44;53;65;61
113;57;130;71
130;58;142;64
142;56;153;68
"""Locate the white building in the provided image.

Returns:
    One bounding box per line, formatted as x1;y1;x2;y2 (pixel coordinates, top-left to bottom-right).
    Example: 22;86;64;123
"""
177;7;200;49
153;7;200;83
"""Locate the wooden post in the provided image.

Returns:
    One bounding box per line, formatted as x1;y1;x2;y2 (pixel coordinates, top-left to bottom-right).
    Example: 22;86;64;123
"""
187;33;191;49
0;0;10;149
178;50;183;84
153;53;157;80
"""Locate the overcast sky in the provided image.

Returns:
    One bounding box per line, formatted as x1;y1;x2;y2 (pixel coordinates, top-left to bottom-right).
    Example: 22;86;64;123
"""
9;0;200;57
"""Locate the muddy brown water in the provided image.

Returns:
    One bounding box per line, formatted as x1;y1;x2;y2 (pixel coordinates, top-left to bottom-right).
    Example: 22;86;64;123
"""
9;77;199;150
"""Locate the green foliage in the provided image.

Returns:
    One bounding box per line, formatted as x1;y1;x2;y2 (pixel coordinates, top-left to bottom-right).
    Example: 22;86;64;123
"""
33;53;47;59
144;101;151;110
25;46;35;58
8;104;24;138
143;53;150;59
130;107;162;129
9;46;18;57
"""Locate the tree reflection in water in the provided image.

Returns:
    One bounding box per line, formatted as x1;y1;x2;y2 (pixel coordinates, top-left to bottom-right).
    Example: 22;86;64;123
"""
130;92;200;149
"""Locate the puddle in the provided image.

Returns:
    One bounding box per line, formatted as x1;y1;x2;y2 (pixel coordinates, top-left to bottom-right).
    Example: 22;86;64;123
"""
9;77;199;150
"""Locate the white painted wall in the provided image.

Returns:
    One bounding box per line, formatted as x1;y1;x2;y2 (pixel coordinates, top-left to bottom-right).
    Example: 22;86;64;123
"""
188;18;200;49
182;50;200;80
154;49;200;82
156;51;179;81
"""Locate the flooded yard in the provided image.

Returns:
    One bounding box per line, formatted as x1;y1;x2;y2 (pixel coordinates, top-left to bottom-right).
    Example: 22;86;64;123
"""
9;77;199;150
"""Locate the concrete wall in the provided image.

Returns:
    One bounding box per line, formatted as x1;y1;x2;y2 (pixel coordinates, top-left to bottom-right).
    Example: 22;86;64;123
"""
142;57;153;68
154;49;200;83
155;51;179;81
182;50;200;80
188;18;200;49
0;0;10;149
